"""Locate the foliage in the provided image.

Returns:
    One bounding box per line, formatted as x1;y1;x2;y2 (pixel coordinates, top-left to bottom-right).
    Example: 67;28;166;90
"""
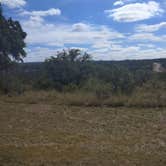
0;64;25;94
30;52;166;96
82;77;112;98
0;4;27;70
46;48;91;63
36;49;92;91
0;4;27;94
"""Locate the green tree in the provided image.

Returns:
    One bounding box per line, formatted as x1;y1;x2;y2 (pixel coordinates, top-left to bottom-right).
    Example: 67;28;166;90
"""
0;3;27;94
36;49;92;90
0;3;27;70
46;48;91;63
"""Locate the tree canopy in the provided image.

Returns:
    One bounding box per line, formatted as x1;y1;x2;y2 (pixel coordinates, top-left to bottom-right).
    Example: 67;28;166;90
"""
46;48;91;63
0;3;27;70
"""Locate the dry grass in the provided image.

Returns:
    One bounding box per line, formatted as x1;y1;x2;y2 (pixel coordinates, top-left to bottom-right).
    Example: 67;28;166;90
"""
0;91;166;165
1;89;166;108
127;86;166;108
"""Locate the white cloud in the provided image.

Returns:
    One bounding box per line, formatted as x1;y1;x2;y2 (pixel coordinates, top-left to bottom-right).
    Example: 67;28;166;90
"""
92;41;112;49
21;8;61;17
72;23;91;32
0;0;26;8
25;47;88;62
106;1;163;22
91;45;166;61
113;1;124;6
137;43;156;48
113;0;136;6
129;33;166;42
26;45;166;62
24;47;57;62
136;22;166;32
21;15;166;61
9;1;164;61
21;16;124;47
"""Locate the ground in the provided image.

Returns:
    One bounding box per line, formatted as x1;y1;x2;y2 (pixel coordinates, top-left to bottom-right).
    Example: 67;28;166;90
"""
0;94;166;166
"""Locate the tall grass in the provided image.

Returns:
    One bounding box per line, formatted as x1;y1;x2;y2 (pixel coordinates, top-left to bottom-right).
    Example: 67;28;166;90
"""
1;79;166;108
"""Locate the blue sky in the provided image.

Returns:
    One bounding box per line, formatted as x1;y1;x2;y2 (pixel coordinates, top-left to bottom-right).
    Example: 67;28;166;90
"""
1;0;166;61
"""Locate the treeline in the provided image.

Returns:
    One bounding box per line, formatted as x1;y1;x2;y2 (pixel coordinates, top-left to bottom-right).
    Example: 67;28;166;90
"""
1;48;166;98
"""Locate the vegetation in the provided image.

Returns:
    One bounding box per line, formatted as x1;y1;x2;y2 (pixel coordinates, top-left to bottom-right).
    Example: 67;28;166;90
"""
26;53;165;98
36;49;92;90
0;4;26;69
1;46;166;102
0;3;26;94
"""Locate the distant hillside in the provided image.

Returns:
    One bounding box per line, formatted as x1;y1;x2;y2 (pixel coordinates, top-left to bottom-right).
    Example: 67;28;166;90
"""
18;58;166;74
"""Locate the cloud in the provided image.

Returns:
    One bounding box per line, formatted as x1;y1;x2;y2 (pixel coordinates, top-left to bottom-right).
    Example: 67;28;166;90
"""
92;41;112;49
21;16;124;47
105;1;163;22
21;13;166;61
91;45;166;61
25;44;166;62
72;23;91;32
113;0;136;6
129;33;166;42
7;0;164;61
21;8;61;17
135;22;166;32
25;47;89;62
24;47;57;62
137;43;156;48
0;0;26;8
113;1;124;6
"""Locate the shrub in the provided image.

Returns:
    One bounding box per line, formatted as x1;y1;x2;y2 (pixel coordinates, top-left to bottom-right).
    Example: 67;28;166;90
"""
82;77;112;99
0;72;25;95
127;80;166;107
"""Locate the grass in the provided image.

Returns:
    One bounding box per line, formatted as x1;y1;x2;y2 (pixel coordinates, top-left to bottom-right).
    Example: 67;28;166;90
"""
0;91;166;165
1;89;166;107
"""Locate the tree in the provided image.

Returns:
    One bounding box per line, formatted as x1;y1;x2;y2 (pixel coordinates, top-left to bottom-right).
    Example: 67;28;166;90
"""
0;3;27;70
0;3;27;94
36;49;92;90
46;48;91;63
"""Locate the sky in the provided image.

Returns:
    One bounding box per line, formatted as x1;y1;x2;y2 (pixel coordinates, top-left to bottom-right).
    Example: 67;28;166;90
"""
1;0;166;62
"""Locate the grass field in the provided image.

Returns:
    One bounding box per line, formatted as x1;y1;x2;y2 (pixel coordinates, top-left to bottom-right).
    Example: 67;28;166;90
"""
0;92;166;166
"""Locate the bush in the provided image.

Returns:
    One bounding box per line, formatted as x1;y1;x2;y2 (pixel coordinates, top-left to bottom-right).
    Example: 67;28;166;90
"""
127;80;166;107
0;72;25;95
82;77;112;99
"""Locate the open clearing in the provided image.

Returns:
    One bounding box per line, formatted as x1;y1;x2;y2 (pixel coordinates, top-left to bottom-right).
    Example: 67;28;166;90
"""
0;95;166;166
